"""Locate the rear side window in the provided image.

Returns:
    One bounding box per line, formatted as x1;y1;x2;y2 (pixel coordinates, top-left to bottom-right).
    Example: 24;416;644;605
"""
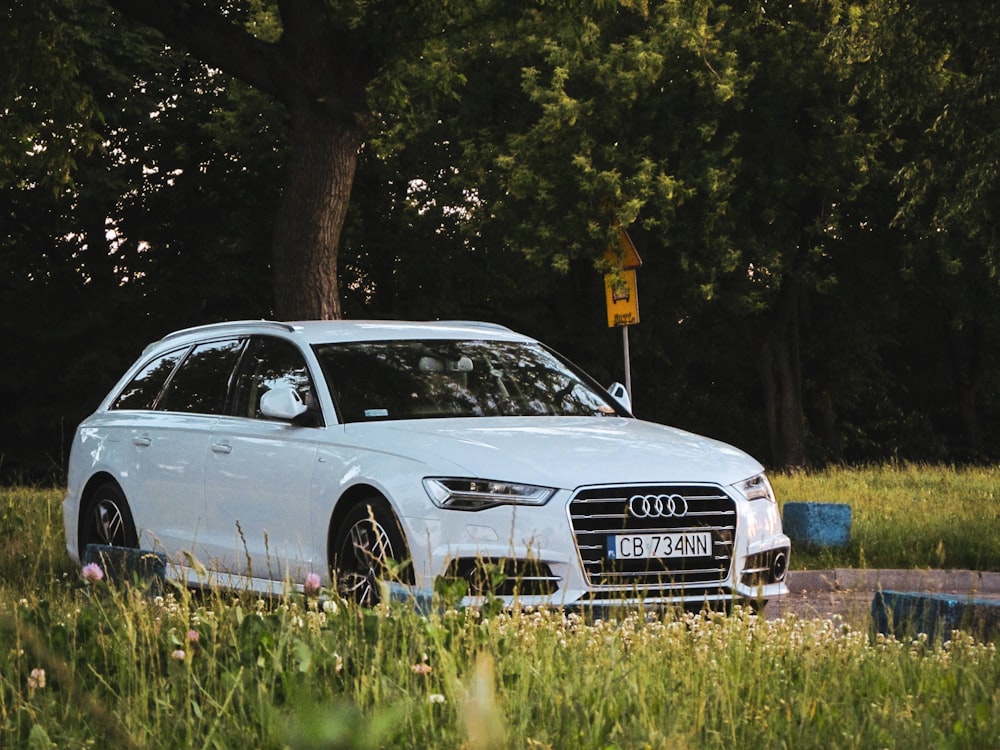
111;348;186;410
157;339;245;415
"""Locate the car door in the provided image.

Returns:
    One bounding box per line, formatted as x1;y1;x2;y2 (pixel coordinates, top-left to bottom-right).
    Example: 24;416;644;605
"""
123;337;244;563
202;335;322;586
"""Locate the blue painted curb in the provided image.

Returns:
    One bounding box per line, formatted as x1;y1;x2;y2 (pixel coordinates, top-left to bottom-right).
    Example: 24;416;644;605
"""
386;582;438;614
83;544;168;592
871;590;1000;643
782;502;852;547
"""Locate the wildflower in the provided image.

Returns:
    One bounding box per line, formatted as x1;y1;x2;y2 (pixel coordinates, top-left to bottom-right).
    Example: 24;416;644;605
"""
322;598;339;615
81;563;104;582
412;662;432;675
27;668;46;690
304;572;322;596
428;693;446;704
171;649;186;661
186;629;200;643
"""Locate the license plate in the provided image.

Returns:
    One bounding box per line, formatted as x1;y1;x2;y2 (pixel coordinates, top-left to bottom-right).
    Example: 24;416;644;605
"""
606;532;712;560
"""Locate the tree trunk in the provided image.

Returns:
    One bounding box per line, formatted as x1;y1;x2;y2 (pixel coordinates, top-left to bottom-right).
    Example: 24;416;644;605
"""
271;106;363;320
946;322;984;456
755;290;808;468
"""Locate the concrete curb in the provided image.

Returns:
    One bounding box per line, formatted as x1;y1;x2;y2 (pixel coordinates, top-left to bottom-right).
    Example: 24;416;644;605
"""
787;569;1000;598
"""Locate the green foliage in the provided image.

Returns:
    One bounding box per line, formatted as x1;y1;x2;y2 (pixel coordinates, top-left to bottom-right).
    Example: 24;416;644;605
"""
486;1;744;271
6;0;1000;475
2;2;280;480
0;0;106;190
851;0;1000;459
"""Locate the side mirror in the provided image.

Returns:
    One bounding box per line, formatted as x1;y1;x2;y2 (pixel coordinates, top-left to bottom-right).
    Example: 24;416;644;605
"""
607;382;632;413
260;386;308;421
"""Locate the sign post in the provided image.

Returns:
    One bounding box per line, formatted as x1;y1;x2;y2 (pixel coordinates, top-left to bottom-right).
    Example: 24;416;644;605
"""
603;231;642;407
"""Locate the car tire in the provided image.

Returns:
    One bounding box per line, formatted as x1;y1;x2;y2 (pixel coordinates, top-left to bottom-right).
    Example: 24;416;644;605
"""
80;481;139;554
331;497;411;607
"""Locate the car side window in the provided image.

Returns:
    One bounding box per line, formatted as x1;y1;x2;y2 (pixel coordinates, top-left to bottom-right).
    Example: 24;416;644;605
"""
110;348;187;410
230;336;319;422
157;338;245;415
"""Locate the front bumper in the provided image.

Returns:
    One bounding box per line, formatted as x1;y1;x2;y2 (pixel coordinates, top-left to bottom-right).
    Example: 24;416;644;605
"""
406;482;790;610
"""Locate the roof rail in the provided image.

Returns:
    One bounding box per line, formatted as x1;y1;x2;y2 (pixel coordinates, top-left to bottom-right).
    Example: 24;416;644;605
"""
156;320;297;345
431;320;514;332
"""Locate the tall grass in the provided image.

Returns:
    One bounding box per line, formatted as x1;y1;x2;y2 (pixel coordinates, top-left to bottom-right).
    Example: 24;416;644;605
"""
2;469;1000;749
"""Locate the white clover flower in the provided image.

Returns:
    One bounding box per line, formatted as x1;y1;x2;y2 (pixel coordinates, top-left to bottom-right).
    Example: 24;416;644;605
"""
27;668;46;690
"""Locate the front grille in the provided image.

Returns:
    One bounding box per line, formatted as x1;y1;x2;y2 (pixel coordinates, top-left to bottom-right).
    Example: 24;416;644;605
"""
569;484;737;591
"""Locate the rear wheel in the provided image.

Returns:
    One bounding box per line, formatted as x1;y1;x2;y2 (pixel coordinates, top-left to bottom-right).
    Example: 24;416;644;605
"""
331;497;411;607
80;481;139;553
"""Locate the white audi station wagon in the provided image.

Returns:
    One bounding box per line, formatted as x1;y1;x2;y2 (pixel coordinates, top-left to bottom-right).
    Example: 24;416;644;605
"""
64;320;790;610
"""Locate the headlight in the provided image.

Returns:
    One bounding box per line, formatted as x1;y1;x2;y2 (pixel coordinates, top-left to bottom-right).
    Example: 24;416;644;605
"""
734;473;776;503
423;477;556;511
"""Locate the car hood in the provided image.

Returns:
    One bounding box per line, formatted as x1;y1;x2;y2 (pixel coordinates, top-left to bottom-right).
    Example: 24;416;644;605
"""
342;416;763;489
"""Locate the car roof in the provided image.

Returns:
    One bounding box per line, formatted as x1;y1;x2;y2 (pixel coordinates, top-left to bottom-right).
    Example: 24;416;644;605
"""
148;319;530;353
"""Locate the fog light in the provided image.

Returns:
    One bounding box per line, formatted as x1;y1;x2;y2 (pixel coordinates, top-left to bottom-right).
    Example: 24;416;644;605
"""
771;550;788;582
741;547;790;587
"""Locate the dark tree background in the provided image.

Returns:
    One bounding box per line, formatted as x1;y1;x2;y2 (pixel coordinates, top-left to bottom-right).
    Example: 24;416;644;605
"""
3;0;1000;481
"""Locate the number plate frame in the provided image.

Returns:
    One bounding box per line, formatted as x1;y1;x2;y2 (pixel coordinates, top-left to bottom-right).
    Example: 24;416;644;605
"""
606;531;712;560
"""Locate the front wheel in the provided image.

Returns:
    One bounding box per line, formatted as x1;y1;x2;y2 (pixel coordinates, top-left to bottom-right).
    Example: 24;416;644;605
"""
330;497;411;607
79;481;139;554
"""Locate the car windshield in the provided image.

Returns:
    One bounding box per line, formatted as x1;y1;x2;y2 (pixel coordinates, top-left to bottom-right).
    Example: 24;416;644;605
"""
314;339;621;423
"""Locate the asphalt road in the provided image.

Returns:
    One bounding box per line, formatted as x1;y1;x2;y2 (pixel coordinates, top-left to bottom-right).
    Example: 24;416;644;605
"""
766;569;1000;630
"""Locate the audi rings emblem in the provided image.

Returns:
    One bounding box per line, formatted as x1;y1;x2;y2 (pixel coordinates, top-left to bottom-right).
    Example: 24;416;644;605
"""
628;493;689;519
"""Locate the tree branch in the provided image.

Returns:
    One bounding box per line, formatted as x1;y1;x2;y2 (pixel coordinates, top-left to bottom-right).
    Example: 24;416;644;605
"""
105;0;290;99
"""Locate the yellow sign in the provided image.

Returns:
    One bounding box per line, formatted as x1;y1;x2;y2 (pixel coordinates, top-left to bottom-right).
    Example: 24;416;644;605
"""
603;230;643;270
605;269;639;327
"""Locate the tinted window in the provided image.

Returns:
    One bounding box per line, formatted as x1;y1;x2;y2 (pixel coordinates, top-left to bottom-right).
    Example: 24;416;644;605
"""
314;339;620;423
158;339;244;415
111;348;187;410
230;336;318;421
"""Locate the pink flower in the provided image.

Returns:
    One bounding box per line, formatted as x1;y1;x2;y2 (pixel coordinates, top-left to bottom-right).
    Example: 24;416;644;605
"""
186;629;200;643
81;563;104;582
303;572;322;596
412;662;432;675
171;649;186;661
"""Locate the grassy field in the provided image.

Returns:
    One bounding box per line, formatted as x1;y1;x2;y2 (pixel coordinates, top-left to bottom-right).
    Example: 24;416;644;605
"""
772;463;1000;571
2;465;999;748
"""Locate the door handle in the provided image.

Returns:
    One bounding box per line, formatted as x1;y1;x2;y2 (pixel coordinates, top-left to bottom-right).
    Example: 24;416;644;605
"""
211;442;233;455
133;436;152;447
